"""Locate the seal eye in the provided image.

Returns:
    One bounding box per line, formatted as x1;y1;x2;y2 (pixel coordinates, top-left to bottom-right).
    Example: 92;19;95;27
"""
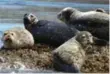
82;34;86;38
11;33;14;36
30;15;33;18
4;33;7;36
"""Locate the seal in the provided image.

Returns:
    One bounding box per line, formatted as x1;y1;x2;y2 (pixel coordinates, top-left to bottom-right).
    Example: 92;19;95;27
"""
2;27;34;49
23;13;79;46
52;31;94;73
95;8;106;13
57;7;109;40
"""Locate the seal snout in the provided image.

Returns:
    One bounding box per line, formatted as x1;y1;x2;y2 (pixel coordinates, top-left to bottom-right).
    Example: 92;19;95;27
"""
4;36;11;41
57;12;65;22
24;13;27;17
3;33;13;42
87;38;94;44
24;13;29;18
57;12;62;19
24;13;29;20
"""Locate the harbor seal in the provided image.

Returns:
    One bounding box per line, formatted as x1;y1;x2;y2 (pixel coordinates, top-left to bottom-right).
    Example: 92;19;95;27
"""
23;13;79;46
57;7;109;40
53;31;94;73
95;8;106;13
2;27;34;49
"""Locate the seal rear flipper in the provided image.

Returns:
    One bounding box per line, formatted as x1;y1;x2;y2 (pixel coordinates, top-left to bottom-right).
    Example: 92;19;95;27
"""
53;53;80;73
93;37;108;46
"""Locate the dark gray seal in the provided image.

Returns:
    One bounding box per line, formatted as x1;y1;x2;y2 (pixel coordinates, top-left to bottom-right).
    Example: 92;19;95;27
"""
53;31;94;73
57;7;109;41
23;13;79;46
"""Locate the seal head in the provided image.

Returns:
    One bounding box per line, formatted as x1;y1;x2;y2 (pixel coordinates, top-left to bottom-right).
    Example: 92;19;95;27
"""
24;13;38;30
57;7;79;24
2;31;18;48
75;31;93;47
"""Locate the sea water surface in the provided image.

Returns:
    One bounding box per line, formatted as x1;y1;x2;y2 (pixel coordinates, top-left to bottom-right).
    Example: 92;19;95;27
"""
0;0;109;48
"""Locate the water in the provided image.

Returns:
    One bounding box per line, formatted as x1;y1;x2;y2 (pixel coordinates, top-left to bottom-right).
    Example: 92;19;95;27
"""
0;0;109;47
0;23;23;31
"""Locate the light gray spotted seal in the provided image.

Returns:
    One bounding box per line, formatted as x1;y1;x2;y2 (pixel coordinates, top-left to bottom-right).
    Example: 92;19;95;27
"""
2;27;34;49
57;7;109;40
53;31;94;73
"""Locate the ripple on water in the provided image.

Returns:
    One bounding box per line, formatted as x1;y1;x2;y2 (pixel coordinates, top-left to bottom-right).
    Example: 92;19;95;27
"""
0;0;109;10
0;23;24;32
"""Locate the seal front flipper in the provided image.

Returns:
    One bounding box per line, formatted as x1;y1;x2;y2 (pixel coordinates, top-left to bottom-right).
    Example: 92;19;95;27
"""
53;53;80;73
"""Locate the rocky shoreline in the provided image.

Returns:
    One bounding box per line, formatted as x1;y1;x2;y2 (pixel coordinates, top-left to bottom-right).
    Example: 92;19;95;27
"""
0;43;109;73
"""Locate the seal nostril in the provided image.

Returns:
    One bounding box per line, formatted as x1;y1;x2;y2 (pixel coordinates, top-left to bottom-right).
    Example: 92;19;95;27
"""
24;13;27;15
24;17;28;20
59;13;61;17
7;36;10;38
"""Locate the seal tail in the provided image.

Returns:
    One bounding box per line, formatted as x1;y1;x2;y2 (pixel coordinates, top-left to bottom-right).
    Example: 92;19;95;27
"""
93;37;108;46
